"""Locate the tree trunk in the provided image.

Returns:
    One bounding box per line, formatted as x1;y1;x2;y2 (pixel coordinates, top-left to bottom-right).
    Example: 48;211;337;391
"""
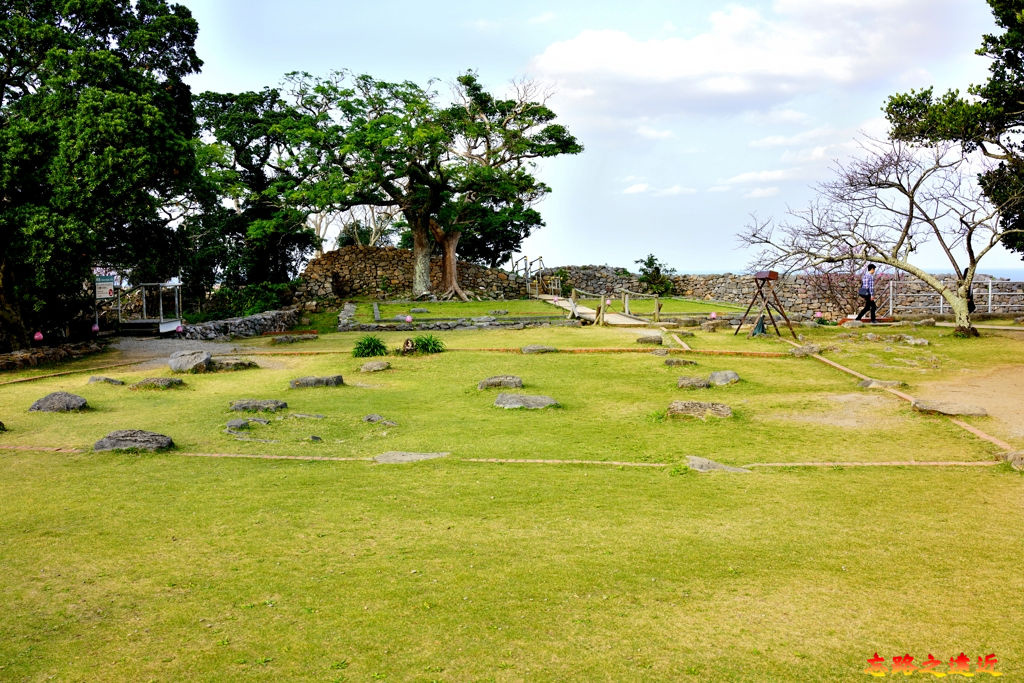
438;230;468;301
947;293;978;337
411;227;432;298
0;258;29;352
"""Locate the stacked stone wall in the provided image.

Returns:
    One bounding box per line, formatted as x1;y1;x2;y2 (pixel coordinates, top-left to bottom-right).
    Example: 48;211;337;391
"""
298;246;528;300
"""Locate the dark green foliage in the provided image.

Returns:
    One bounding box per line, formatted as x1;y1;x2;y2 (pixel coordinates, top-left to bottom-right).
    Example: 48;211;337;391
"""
411;334;445;354
635;254;676;295
884;0;1024;257
0;0;202;350
555;268;572;296
183;281;294;322
352;335;388;358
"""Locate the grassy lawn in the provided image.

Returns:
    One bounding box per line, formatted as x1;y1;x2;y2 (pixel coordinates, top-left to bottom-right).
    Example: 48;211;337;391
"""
579;297;745;316
349;299;560;324
1;320;1022;680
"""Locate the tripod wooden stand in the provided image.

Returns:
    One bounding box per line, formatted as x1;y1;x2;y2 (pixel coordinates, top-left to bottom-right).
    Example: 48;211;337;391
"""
734;270;798;340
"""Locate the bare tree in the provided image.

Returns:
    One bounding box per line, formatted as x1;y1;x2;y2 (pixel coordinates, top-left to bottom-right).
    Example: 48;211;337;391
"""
740;139;1024;335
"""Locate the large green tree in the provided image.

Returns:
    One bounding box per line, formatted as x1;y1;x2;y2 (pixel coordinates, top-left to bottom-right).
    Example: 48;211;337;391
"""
884;0;1024;256
284;70;581;299
0;0;202;350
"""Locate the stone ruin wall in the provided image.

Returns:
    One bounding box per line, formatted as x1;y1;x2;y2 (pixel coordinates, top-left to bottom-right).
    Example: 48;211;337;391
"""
297;248;1023;319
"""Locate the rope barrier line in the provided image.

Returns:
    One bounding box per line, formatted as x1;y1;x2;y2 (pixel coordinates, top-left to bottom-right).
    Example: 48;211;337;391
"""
0;360;148;386
782;338;1015;453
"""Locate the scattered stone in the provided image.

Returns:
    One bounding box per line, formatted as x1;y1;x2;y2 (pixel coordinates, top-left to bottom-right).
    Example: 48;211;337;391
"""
94;429;173;452
374;451;448;464
800;320;820;328
363;414;398;426
858;378;908;389
231;399;288;412
0;420;5;432
494;393;558;409
1002;450;1024;471
310;435;322;442
790;344;820;358
360;361;391;373
478;375;523;390
864;333;881;342
270;334;318;345
895;335;929;346
667;401;733;419
410;308;431;314
636;335;663;345
88;376;125;385
699;321;721;332
522;345;557;354
914;318;937;327
168;349;213;373
226;418;253;430
677;376;711;389
686;455;750;473
912;399;987;417
842;320;864;328
29;392;87;412
890;320;910;327
707;370;740;386
489;309;509;316
676;330;695;338
288;413;324;419
650;349;669;357
393;314;409;322
289;375;344;389
665;358;697;366
471;316;496;323
129;377;185;390
211;358;259;371
677;318;701;327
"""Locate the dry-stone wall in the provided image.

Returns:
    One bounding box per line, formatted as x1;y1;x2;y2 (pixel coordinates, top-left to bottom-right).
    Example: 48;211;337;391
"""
181;309;300;340
536;265;643;295
298;246;528;300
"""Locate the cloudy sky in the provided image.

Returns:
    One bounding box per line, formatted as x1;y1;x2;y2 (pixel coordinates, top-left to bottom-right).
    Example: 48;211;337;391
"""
177;0;1023;275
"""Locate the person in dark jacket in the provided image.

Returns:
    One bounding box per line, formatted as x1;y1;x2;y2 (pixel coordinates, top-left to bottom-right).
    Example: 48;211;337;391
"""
855;264;877;323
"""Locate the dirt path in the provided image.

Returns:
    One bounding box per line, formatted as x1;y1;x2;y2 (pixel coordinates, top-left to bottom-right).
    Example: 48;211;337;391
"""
914;364;1024;444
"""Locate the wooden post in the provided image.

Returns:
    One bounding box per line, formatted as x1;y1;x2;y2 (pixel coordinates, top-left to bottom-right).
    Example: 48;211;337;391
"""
653;295;660;323
622;291;629;315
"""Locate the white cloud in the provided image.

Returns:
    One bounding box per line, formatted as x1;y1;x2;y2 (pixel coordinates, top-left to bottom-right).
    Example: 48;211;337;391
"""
654;185;697;197
623;183;649;194
744;187;781;198
636;125;674;140
467;18;500;31
725;168;801;184
529;11;556;25
749;126;834;148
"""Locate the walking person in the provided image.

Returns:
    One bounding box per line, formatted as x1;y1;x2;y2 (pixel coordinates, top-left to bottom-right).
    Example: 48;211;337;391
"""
855;264;877;323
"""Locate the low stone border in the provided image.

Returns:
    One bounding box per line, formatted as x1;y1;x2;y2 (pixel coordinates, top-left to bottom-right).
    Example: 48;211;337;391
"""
182;309;301;340
337;319;582;332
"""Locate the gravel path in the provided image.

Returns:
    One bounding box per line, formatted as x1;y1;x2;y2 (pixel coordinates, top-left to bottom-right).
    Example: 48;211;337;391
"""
110;337;242;360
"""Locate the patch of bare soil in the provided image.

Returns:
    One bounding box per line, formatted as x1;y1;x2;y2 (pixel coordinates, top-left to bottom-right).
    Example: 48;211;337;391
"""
914;364;1024;442
762;392;903;428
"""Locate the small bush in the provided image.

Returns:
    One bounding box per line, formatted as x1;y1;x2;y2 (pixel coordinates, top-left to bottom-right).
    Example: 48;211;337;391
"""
635;254;675;296
353;335;388;358
412;334;445;354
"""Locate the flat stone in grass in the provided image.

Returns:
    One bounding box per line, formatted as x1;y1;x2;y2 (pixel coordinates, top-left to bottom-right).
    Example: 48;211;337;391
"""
707;370;740;386
360;361;390;373
650;349;669;356
231;399;287;412
686;455;750;473
410;307;431;314
677;376;710;389
289;375;344;389
270;334;318;344
169;349;213;373
637;335;663;345
489;309;509;316
94;429;173;452
88;376;125;385
790;344;821;358
915;318;937;327
522;345;557;354
842;320;865;328
225;417;269;430
363;414;398;426
665;358;697;367
912;399;987;417
374;451;449;464
858;378;907;389
289;413;325;419
478;375;523;390
129;377;185;390
1002;450;1024;471
29;392;87;412
211;358;259;371
494;393;558;409
667;400;733;419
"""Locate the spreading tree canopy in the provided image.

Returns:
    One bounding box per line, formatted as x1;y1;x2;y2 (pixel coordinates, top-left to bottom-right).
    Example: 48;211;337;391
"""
884;0;1024;257
0;0;201;351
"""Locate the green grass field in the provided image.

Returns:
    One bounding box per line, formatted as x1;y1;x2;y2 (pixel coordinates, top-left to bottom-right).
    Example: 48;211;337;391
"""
2;310;1022;680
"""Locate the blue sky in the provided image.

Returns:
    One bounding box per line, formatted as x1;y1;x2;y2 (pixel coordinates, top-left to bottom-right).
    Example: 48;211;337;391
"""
177;0;1024;274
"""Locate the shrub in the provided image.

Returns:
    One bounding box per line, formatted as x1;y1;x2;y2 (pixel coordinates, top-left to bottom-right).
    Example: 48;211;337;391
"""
353;335;388;358
635;254;675;296
411;334;445;354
